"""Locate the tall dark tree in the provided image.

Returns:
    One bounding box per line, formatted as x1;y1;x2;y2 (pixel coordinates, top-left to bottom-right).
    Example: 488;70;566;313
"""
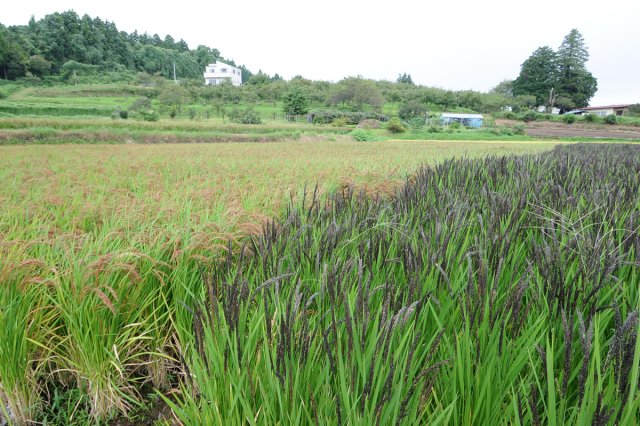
396;73;414;85
512;46;559;106
556;29;597;108
0;24;28;79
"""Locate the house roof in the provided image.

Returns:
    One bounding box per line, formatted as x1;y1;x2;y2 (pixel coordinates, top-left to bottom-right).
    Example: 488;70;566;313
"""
206;61;238;69
582;104;632;110
441;113;483;119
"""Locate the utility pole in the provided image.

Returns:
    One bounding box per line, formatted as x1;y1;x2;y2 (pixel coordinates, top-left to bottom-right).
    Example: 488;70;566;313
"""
173;62;177;84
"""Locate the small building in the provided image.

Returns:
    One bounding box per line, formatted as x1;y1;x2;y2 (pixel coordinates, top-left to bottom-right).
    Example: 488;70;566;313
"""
579;104;632;117
440;113;483;128
203;61;242;86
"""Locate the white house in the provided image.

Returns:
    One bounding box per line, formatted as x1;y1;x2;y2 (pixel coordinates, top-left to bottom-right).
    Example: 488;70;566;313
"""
203;61;242;86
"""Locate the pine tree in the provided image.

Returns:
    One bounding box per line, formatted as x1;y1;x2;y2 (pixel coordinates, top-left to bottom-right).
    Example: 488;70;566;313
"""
556;29;597;108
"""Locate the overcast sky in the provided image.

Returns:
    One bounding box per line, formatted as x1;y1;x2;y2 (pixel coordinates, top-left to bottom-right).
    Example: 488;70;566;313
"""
3;0;639;106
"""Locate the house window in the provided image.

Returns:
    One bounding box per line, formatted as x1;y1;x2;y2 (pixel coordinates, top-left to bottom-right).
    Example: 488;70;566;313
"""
221;68;227;73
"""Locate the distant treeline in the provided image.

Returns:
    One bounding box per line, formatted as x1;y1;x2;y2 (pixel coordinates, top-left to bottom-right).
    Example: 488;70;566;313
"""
1;11;591;116
0;10;252;81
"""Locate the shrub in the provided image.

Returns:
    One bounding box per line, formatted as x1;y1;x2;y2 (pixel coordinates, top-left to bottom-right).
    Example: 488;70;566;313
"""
604;114;617;125
188;108;197;120
521;111;539;122
129;97;152;112
308;111;389;126
358;119;384;129
398;100;426;120
332;117;348;127
229;107;262;124
512;124;526;135
583;113;597;122
119;109;128;119
386;117;407;133
562;114;576;124
406;117;426;130
449;121;461;130
139;109;159;122
427;126;442;133
350;129;377;141
626;104;640;117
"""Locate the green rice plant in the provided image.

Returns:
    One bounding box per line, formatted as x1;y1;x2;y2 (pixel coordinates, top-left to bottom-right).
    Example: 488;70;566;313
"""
49;252;170;420
170;143;639;424
0;258;56;425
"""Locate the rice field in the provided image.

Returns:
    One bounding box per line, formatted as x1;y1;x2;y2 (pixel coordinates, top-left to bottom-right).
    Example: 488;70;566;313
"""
1;141;639;424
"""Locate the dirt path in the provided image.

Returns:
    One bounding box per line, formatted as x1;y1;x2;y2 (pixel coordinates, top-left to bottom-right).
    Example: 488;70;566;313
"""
526;127;640;139
495;119;640;140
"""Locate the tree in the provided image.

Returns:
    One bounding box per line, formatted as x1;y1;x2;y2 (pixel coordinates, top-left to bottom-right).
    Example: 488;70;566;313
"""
626;104;640;117
396;73;414;85
282;86;310;116
512;46;559;106
191;45;220;70
157;84;190;114
398;100;426;120
329;77;384;112
490;80;514;98
0;25;28;79
27;55;51;77
556;29;597;109
512;30;597;111
247;71;270;86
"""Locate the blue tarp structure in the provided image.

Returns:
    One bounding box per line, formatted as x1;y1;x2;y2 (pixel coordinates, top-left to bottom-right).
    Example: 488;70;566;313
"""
441;113;483;128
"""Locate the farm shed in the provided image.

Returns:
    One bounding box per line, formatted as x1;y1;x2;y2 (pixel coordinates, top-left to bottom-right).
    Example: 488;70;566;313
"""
440;113;484;128
579;104;632;117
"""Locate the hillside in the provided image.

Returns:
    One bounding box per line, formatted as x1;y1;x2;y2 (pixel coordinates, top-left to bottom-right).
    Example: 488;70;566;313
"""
0;10;252;81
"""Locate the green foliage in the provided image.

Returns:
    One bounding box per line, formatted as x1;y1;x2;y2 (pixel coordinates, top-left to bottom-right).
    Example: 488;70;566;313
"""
512;46;559;106
490;79;514;97
512;123;526;135
331;117;347;127
281;86;310;116
626;104;640;117
118;109;128;119
349;128;377;141
0;11;244;81
398;100;426;120
129;97;152;112
157;85;190;112
522;111;539;122
583;113;598;123
562;114;576;124
138;109;159;121
396;72;414;85
513;30;597;111
556;29;597;108
329;76;384;112
309;110;389;125
386;117;406;133
604;114;617;125
228;106;262;124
